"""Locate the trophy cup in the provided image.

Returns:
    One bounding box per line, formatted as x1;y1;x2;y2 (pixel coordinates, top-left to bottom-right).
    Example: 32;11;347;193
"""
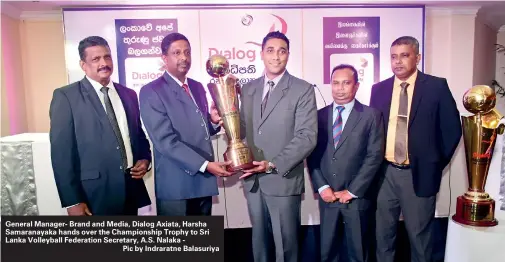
452;85;505;227
206;54;255;172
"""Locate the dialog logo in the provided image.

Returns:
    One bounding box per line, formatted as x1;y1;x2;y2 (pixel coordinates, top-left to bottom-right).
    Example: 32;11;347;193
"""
242;14;253;26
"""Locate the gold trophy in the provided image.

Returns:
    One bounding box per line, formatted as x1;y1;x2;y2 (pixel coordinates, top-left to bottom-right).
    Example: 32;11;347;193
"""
452;85;505;227
206;54;254;172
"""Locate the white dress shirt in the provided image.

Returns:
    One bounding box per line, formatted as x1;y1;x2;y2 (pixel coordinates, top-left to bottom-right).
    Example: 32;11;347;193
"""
262;70;286;100
318;99;357;198
165;72;218;173
87;76;133;168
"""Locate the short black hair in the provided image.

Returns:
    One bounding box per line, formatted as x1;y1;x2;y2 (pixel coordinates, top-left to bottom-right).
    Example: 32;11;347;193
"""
330;64;359;84
261;31;290;51
161;32;190;55
391;36;420;54
78;36;109;61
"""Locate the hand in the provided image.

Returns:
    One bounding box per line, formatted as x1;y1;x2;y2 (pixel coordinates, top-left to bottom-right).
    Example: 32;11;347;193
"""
240;161;269;179
210;102;223;126
130;159;149;179
320;188;338;203
206;161;233;177
334;190;354;204
67;203;92;216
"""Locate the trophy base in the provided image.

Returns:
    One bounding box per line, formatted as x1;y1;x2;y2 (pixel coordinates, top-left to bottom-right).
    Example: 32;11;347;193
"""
452;195;498;227
223;146;254;173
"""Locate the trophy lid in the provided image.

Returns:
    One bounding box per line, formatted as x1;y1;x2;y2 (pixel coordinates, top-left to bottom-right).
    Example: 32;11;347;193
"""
462;85;496;115
206;55;229;78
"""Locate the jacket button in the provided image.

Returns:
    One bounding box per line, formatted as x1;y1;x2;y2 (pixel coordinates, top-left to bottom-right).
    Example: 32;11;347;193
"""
332;173;336;176
332;158;336;161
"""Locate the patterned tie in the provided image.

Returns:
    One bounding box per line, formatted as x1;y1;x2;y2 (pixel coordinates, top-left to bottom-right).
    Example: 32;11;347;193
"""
333;106;345;148
394;82;409;164
100;86;128;170
181;84;191;97
261;80;275;117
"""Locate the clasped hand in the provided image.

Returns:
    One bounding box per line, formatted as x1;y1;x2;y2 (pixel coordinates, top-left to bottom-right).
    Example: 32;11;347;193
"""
320;188;353;204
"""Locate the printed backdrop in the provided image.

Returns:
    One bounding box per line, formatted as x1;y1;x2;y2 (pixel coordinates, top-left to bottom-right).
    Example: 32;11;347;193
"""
62;5;434;228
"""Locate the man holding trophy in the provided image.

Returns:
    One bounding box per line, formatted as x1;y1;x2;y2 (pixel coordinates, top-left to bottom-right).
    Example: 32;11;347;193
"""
139;32;231;217
210;31;317;262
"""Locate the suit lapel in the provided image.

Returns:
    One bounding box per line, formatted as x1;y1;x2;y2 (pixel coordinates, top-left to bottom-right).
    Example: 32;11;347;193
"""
163;72;194;107
80;77;109;127
114;83;134;139
251;77;264;129
260;72;290;126
334;101;363;153
188;80;205;113
409;70;426;128
325;106;334;149
382;77;395;135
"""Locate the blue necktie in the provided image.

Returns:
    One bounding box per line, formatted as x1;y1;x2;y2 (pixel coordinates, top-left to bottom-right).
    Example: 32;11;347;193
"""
333;106;345;148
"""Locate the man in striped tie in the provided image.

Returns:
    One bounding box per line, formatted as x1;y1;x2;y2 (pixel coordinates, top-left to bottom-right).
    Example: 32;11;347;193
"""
307;64;385;262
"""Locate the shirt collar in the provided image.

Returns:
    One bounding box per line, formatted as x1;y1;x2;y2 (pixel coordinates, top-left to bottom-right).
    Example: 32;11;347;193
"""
394;69;418;88
166;71;188;86
333;99;355;113
86;75;114;93
264;69;286;87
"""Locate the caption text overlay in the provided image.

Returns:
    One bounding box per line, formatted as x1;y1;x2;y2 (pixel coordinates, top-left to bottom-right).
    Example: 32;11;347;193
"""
1;216;224;262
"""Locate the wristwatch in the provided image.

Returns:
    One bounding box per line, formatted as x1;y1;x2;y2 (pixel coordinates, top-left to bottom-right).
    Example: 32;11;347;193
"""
265;162;275;174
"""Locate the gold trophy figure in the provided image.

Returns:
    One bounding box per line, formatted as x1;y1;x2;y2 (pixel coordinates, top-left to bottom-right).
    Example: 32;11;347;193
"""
206;55;254;172
452;85;505;227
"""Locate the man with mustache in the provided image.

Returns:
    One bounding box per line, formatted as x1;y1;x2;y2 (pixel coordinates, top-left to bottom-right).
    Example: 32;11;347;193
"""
50;36;152;215
308;64;384;262
370;36;461;262
139;32;230;216
237;31;318;262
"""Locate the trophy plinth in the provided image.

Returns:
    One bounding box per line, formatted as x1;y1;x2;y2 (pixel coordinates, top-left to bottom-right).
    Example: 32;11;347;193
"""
206;55;254;173
453;195;497;226
452;85;504;227
223;141;255;172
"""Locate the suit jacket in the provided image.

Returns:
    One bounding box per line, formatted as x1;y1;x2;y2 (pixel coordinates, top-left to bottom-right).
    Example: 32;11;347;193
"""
307;100;384;210
239;71;318;196
139;72;220;201
369;71;462;197
49;77;152;215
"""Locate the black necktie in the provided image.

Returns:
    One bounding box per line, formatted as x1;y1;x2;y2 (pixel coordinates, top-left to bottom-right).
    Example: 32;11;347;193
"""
100;86;128;170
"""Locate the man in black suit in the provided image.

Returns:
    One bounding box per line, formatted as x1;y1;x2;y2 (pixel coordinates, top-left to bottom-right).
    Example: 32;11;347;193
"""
308;64;385;262
369;36;462;262
49;36;152;216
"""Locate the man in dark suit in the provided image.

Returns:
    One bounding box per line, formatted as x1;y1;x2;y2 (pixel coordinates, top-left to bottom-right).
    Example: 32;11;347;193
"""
49;36;152;216
238;31;318;262
369;36;462;262
139;32;231;216
307;64;384;262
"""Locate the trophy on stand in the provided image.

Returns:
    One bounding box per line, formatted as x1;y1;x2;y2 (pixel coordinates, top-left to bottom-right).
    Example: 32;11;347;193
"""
206;54;255;173
453;85;505;227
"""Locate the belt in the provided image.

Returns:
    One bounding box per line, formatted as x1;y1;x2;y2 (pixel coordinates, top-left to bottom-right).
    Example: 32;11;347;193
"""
388;161;410;169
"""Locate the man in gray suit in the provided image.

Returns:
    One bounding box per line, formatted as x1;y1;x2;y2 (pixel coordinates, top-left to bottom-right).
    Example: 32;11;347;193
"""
238;31;318;262
307;64;384;262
